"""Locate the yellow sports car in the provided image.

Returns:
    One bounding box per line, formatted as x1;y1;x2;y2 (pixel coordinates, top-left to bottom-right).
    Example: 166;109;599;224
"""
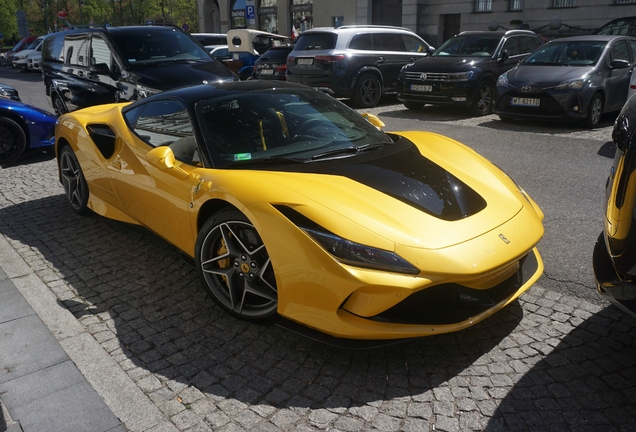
55;81;544;343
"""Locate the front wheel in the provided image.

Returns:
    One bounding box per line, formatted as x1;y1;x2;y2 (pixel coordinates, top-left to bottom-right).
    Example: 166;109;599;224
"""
351;73;382;108
195;209;278;321
52;94;68;116
0;117;27;166
59;146;91;215
584;93;603;129
470;79;495;116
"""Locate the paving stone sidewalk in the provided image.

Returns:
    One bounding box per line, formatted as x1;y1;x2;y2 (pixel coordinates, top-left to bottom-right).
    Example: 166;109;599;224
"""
1;156;635;432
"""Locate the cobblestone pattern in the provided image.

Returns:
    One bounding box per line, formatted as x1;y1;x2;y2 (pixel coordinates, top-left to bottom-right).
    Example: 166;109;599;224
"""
1;156;635;432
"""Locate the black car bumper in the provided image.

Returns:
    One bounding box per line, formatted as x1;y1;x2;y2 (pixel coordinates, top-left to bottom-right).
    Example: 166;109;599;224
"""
397;80;475;107
592;232;636;319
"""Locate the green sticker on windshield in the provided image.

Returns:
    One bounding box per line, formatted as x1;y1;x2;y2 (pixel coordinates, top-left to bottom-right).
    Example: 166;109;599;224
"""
234;153;252;161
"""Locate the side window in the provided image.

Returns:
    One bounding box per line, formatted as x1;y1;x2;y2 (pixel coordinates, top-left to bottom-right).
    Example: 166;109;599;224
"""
402;35;428;53
129;100;200;165
502;37;520;56
43;34;64;63
519;36;540;55
376;33;407;51
348;34;374;50
610;40;630;63
66;34;90;67
91;36;112;67
630;41;636;63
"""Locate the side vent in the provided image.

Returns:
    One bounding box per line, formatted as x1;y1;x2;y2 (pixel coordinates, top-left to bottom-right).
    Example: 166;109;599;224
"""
87;124;116;159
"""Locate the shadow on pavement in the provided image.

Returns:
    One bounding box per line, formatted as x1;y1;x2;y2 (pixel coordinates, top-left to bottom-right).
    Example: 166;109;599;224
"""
0;192;527;412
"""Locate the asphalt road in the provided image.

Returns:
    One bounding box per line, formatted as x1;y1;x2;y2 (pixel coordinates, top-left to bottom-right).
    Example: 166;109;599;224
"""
2;66;634;432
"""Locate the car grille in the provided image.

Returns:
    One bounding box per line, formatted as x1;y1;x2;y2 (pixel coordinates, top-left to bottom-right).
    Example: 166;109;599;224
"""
404;71;448;82
369;250;538;325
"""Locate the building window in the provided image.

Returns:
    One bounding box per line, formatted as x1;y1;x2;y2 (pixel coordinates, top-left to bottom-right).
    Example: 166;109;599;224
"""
474;0;492;12
552;0;576;7
508;0;523;11
259;0;277;33
230;0;247;29
291;0;313;34
615;0;636;4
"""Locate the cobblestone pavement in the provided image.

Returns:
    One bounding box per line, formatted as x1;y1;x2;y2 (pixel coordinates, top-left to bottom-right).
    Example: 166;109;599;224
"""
1;153;636;432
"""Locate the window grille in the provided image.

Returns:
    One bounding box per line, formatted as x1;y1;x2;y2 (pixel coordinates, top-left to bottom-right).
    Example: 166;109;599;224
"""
553;0;576;7
475;0;492;12
509;0;523;11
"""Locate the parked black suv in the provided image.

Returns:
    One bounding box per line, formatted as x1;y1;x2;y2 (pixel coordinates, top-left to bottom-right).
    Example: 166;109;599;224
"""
397;30;542;115
286;25;433;108
42;26;238;115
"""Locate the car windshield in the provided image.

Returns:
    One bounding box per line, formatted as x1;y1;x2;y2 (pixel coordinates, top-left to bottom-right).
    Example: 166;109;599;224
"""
433;35;500;57
196;88;393;168
110;30;212;66
523;40;606;66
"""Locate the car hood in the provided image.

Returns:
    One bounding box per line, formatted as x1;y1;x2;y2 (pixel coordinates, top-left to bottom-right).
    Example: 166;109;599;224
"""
506;65;594;86
227;132;542;251
129;61;238;90
407;56;490;72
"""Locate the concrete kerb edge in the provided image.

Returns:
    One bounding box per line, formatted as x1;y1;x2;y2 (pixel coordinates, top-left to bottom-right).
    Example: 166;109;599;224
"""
0;233;168;432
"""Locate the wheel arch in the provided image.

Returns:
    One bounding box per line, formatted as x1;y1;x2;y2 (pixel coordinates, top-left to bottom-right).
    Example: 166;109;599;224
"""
196;199;240;232
351;66;384;92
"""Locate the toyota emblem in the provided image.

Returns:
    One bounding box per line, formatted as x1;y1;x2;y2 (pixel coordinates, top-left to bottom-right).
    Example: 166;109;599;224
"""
521;85;532;92
420;73;427;81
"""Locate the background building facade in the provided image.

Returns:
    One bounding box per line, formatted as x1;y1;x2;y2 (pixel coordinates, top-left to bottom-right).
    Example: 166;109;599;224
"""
197;0;636;47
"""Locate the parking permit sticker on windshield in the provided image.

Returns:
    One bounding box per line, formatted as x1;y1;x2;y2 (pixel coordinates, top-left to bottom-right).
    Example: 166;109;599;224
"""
234;153;252;161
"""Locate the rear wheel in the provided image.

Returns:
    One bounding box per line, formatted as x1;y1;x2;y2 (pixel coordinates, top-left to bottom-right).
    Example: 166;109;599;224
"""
351;73;382;108
0;117;27;166
196;209;278;321
584;93;603;128
470;79;495;116
59;146;91;215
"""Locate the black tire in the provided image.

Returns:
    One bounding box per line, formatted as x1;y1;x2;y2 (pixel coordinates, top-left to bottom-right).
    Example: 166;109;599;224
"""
59;146;91;215
351;73;382;108
196;209;278;321
404;102;424;110
584;93;603;129
470;79;495;116
0;117;27;166
52;94;68;116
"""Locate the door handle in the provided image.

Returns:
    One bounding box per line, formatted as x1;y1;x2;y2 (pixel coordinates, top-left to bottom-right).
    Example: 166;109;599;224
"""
377;57;385;63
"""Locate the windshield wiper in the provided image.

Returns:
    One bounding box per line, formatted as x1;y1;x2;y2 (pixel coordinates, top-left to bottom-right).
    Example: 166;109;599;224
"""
310;143;389;161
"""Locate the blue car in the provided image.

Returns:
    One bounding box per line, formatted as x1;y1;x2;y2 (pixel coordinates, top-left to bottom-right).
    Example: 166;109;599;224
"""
0;85;56;166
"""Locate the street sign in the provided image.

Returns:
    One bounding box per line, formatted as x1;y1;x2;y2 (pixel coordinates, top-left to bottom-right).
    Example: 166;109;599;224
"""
246;5;255;20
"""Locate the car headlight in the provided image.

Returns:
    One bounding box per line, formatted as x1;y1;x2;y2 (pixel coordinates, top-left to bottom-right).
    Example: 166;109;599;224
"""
448;71;474;82
555;78;585;90
497;72;509;87
136;85;162;98
302;227;419;274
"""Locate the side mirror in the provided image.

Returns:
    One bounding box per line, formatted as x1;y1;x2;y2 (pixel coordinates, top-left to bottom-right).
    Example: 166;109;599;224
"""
361;113;385;130
498;50;509;62
90;62;111;75
612;59;630;69
146;146;188;179
428;46;436;55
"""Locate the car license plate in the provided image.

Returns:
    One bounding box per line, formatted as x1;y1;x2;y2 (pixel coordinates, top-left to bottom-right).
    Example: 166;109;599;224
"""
511;97;540;107
297;58;313;65
260;69;274;75
410;84;432;92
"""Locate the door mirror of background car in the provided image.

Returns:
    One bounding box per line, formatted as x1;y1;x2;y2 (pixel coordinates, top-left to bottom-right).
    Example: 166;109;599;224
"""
611;59;630;69
90;63;111;75
146;146;189;179
498;50;509;62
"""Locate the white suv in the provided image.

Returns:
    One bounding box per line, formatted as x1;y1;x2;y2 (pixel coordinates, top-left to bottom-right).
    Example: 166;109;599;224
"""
286;25;433;108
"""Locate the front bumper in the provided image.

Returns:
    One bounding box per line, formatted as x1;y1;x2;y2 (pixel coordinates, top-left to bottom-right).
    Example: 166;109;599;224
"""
592;232;636;319
494;88;588;121
397;80;475;107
